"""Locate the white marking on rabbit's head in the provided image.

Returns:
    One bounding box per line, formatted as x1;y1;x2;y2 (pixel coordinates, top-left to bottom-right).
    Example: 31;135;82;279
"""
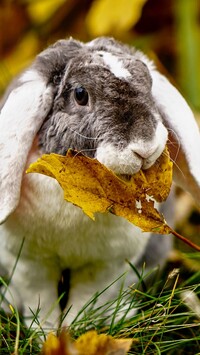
98;51;131;79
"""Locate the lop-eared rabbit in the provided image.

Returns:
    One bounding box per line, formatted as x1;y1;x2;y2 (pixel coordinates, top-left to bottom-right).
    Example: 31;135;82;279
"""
0;37;200;330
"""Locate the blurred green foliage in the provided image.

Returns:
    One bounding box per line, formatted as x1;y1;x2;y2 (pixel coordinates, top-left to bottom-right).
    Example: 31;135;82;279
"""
0;0;200;111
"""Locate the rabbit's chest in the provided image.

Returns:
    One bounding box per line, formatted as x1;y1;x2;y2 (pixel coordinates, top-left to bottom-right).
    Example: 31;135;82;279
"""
6;171;151;269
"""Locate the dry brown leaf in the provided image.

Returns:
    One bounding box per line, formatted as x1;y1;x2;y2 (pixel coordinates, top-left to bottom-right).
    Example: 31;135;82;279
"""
27;148;172;234
27;148;200;251
41;329;132;355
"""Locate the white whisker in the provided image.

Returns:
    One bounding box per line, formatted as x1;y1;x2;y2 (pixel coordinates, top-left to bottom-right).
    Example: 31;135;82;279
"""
162;143;185;179
166;127;181;163
78;148;97;154
67;126;99;141
71;148;97;159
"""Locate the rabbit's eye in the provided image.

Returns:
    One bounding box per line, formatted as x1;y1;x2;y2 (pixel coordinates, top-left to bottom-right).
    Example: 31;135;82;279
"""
74;87;89;106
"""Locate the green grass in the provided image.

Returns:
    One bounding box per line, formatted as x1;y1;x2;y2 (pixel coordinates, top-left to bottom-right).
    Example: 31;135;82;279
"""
0;253;200;354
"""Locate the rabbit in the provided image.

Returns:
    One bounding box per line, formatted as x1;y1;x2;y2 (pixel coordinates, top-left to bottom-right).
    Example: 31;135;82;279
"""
0;37;200;331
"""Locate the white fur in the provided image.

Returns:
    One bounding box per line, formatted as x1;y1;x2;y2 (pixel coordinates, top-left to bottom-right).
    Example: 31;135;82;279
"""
100;51;131;79
96;143;142;174
0;71;53;223
20;69;42;83
96;120;168;174
151;70;200;205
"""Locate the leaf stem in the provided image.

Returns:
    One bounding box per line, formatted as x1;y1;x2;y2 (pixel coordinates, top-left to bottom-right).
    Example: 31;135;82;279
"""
170;228;200;252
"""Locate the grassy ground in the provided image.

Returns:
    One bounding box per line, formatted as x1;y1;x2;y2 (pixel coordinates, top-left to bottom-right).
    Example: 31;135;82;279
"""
0;251;200;354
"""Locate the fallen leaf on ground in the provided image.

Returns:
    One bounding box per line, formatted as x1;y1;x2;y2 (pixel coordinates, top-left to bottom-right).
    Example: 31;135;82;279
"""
41;329;132;355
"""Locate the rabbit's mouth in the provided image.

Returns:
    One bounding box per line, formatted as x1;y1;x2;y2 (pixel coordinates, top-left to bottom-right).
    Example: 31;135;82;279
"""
96;142;167;176
117;174;132;182
96;121;168;176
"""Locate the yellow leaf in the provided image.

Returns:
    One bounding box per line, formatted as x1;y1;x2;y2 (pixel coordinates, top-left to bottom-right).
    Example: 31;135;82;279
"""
129;149;173;203
42;331;77;355
42;333;61;355
27;147;173;234
86;0;148;37
41;329;132;355
75;330;132;355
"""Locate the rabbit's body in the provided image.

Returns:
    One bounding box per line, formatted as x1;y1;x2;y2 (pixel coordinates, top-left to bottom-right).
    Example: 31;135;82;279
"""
0;137;153;327
0;37;200;330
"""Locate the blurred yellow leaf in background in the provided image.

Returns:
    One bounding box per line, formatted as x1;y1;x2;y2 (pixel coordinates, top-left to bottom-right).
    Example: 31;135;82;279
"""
86;0;147;36
28;0;66;24
3;32;39;77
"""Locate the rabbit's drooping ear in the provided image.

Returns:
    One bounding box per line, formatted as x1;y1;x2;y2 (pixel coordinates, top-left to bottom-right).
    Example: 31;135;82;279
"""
0;70;54;224
0;39;83;224
0;40;82;223
151;70;200;207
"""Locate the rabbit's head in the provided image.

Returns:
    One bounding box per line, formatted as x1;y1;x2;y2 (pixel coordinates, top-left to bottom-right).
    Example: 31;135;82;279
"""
38;38;167;175
0;37;200;223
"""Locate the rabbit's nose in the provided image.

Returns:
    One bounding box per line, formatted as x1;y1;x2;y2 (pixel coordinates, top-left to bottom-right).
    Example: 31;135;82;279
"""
132;143;163;170
132;145;158;160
